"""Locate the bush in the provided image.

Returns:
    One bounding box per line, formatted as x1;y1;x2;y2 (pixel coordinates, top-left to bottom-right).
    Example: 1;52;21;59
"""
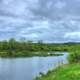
68;50;80;63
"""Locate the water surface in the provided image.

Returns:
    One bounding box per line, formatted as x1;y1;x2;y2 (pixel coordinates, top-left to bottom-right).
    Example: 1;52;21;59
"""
0;52;68;80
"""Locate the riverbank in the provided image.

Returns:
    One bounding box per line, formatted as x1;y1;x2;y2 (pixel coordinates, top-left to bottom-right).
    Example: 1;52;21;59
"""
35;63;80;80
0;51;63;57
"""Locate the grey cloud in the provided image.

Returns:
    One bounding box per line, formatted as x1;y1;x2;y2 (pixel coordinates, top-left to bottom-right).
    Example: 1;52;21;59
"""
0;0;80;42
31;0;80;20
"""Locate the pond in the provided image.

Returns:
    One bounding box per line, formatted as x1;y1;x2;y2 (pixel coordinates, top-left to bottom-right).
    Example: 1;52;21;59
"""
0;52;68;80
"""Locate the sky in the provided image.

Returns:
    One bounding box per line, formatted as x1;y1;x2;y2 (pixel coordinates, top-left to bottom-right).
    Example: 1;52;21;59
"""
0;0;80;42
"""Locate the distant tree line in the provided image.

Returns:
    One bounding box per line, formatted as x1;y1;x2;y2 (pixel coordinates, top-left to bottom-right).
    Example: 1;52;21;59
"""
0;38;70;52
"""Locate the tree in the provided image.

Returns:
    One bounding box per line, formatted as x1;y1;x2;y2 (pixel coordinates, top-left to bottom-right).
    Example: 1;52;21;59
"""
8;38;16;50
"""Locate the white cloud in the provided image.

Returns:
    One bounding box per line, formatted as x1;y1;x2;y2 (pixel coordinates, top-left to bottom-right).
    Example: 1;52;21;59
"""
20;33;39;39
64;32;80;38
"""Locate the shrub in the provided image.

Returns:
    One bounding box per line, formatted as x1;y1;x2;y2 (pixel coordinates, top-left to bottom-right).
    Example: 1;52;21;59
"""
68;50;80;63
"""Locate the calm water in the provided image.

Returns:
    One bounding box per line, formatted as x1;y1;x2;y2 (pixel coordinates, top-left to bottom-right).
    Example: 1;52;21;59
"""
0;52;68;80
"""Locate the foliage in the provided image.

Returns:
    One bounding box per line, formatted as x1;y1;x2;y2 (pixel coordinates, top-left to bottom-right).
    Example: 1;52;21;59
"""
0;38;80;57
68;50;80;63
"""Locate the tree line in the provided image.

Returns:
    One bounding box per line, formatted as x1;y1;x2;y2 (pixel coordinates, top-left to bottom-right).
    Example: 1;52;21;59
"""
0;38;79;57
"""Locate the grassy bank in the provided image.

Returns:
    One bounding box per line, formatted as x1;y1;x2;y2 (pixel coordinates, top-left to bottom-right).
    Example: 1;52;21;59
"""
35;50;80;80
0;51;63;57
35;63;80;80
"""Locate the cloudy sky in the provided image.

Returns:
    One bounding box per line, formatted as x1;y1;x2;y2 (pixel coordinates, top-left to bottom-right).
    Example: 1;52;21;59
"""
0;0;80;42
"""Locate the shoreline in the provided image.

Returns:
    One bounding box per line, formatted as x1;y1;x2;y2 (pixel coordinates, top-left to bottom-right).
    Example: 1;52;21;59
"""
0;51;64;57
35;63;80;80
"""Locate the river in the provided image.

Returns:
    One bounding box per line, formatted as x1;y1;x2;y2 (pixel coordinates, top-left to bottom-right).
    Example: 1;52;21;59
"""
0;52;68;80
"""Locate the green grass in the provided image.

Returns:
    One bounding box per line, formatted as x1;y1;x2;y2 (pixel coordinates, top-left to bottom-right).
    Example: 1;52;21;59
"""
35;63;80;80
